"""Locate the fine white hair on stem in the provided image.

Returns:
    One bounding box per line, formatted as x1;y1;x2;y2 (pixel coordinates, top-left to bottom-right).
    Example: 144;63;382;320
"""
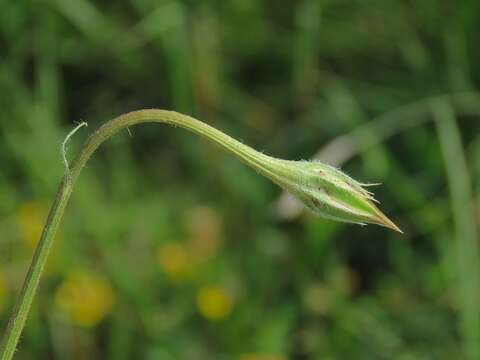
61;121;88;175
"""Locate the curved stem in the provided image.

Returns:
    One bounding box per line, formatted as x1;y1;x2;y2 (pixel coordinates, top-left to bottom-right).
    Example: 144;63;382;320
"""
0;110;281;360
1;109;400;358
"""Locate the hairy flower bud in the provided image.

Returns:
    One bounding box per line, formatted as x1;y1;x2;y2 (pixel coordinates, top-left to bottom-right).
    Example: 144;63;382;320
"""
257;157;402;232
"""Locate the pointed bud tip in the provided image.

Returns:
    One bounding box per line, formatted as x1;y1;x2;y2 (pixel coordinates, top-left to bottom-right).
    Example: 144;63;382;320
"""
374;210;403;234
383;219;403;234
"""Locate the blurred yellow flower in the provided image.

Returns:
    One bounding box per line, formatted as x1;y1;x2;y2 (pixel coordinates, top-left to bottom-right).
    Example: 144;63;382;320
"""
16;201;45;250
157;243;192;282
185;206;224;261
0;271;9;315
196;285;233;321
54;271;115;328
237;354;287;360
16;202;63;267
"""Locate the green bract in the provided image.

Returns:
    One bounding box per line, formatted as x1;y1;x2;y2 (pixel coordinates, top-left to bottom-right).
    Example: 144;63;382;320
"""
254;157;401;232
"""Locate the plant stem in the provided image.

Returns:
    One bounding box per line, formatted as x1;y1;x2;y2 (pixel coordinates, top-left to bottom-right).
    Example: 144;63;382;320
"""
0;179;72;360
1;109;399;359
0;110;279;360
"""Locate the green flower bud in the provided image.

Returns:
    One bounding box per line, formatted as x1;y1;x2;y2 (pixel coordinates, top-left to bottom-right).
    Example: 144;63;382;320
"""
64;110;400;232
256;157;402;233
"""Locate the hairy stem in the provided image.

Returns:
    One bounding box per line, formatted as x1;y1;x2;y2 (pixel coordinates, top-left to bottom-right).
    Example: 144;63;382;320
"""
0;110;278;360
1;109;399;359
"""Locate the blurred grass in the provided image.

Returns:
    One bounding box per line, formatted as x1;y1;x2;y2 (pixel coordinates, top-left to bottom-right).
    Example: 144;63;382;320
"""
433;100;480;359
0;0;479;359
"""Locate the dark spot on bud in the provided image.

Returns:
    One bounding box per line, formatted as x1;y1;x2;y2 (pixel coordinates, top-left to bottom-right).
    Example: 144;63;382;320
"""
311;198;321;207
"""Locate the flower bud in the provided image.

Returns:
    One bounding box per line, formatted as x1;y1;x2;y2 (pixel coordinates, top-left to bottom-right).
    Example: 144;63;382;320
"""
259;157;401;232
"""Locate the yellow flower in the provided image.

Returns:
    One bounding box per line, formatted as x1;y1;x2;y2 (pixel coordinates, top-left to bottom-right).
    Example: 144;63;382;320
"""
54;271;115;327
16;201;63;273
237;354;287;360
157;243;192;282
16;201;45;250
0;271;9;315
196;285;233;321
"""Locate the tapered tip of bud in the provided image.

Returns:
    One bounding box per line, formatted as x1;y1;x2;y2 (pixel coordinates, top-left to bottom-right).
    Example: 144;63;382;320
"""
372;208;403;234
268;159;402;234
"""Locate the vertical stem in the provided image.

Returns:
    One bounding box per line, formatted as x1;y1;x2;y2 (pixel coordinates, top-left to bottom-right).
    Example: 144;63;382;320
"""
433;100;480;359
0;179;73;360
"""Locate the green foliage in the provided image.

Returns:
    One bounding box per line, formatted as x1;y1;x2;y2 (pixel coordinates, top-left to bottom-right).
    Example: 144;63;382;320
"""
0;0;479;358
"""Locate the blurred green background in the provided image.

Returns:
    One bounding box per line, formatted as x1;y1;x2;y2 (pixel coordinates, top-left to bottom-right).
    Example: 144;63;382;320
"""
1;0;480;359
